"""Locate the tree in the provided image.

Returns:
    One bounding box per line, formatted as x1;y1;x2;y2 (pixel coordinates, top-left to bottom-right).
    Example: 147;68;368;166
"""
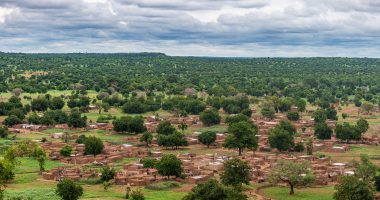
182;179;247;200
333;176;375;200
140;131;153;147
268;127;294;152
335;122;361;142
84;136;104;155
224;121;258;156
221;158;250;189
313;109;327;123
56;178;83;200
156;154;182;179
156;121;176;135
306;137;313;155
178;123;188;133
28;112;41;124
140;157;158;168
4;115;22;127
100;166;116;182
296;99;306;113
0;158;15;199
157;131;188;149
60;145;73;157
277;120;296;135
199;109;221;126
31;96;49;112
361;102;374;114
294;142;305;152
314;122;333;140
68;110;87;128
269;160;314;195
198;131;216;148
261;106;275;120
225;114;251;125
49;96;65;110
286;111;300;121
0;126;8;138
352;154;377;183
33;147;46;173
326;108;338;120
356;118;369;135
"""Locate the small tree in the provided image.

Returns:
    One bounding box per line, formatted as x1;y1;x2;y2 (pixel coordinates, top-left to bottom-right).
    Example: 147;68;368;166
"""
199;109;221;126
60;145;73;157
157;131;188;149
49;96;65;110
4;115;22;127
269;160;314;195
225;114;250;125
286;111;300;121
352;154;377;183
100;166;116;182
0;126;8;138
140;132;153;147
198;131;216;148
156;121;176;135
314;122;333;140
140;157;158;168
312;109;327;123
333;176;375;200
356;118;369;135
68;110;87;128
268;127;294;152
33;147;46;174
306;137;313;155
56;178;83;200
221;158;250;189
130;189;145;200
182;179;248;200
178;123;188;133
84;136;104;155
361;102;374;114
261;106;275;120
156;154;182;179
224;121;257;156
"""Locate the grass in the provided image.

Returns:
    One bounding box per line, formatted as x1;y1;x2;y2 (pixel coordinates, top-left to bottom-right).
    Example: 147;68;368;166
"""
319;144;380;164
14;157;65;173
261;186;334;200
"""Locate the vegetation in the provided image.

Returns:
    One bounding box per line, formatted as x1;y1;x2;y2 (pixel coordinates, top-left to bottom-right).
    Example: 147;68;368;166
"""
156;154;182;179
84;136;104;155
55;178;83;200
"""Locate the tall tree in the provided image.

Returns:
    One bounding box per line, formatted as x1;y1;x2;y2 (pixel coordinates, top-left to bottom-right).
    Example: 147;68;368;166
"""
224;121;258;156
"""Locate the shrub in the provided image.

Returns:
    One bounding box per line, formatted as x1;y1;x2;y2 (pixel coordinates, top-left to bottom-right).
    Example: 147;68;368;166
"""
140;157;158;168
56;178;83;200
75;134;87;144
145;181;180;191
286;111;300;121
60;145;73;157
0;126;8;138
100;166;116;182
129;189;145;200
294;142;305;152
84;136;104;155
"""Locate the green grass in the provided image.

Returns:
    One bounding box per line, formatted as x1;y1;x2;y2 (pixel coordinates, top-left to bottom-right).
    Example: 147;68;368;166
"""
14;157;65;173
143;190;187;200
261;186;334;200
4;188;60;200
12;173;39;184
83;130;127;144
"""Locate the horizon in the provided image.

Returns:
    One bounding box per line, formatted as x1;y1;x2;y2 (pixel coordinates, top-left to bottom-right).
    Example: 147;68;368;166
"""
1;0;380;57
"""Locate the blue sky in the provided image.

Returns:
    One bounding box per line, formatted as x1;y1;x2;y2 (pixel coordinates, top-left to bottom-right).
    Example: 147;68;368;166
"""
0;0;380;57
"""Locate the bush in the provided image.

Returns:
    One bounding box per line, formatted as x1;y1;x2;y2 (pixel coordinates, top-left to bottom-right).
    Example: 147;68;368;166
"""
4;115;22;127
140;157;158;168
56;178;83;200
0;126;9;138
100;166;116;182
145;181;180;191
294;142;305;152
199;109;221;126
75;134;87;144
60;145;73;157
84;136;104;155
129;189;145;200
286;111;300;121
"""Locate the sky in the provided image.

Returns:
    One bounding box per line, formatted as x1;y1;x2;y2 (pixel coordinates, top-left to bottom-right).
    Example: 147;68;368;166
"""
0;0;380;57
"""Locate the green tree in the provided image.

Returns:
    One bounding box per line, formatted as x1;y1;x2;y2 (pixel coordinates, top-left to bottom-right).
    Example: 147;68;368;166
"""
314;122;333;140
140;157;158;168
333;176;375;200
335;122;361;142
156;121;176;135
178;123;188;133
352;154;377;183
56;178;83;200
306;137;313;155
182;179;247;200
224;121;258;156
140;132;153;147
198;131;216;148
157;131;188;149
225;114;250;125
199;109;221;126
268;127;294;152
84;136;104;155
313;109;327;123
156;154;182;179
68;110;87;128
261;106;275;120
296;99;306;113
356;118;369;135
361;102;374;114
286;111;300;121
269;160;314;195
4;115;22;127
0;126;8;138
33;147;46;174
31;96;49;112
60;145;73;157
100;166;116;182
49;96;65;110
221;158;250;189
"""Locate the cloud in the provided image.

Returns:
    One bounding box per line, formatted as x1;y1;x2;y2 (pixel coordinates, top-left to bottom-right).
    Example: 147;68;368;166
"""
0;0;379;57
